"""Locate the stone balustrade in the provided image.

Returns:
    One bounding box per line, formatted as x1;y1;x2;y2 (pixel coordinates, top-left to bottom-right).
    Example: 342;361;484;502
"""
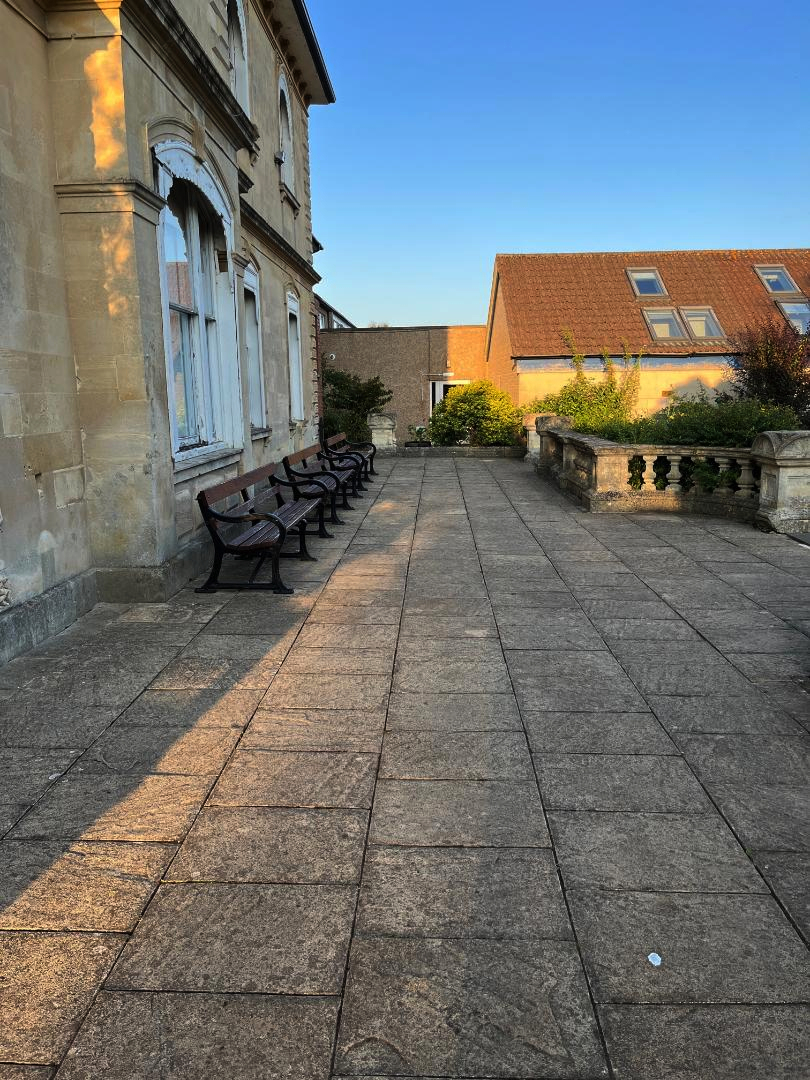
534;416;810;532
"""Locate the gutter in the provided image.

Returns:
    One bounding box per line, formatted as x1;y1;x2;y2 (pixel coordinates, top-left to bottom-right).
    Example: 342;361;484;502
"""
292;0;336;104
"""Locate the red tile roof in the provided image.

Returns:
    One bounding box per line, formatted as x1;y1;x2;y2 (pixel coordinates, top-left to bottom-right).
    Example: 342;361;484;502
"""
493;249;810;357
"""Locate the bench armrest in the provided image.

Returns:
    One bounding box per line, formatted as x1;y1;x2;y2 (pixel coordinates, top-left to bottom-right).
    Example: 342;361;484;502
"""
207;508;288;543
274;473;330;496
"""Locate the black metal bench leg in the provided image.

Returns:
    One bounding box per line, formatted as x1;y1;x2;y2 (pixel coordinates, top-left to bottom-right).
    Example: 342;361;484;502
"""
317;503;334;539
296;522;317;561
329;490;346;525
196;549;223;593
270;550;294;594
340;483;354;510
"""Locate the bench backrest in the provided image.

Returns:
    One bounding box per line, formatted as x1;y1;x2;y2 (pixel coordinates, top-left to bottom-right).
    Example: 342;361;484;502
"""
197;462;282;525
326;433;348;449
284;445;320;468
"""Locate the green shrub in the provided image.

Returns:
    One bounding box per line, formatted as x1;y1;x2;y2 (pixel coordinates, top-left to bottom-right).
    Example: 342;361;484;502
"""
322;364;392;442
726;320;810;423
428;380;523;446
579;393;800;448
524;331;641;429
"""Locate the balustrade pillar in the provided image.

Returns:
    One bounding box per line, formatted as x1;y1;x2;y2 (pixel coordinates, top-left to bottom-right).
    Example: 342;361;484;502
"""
643;454;659;491
736;456;756;498
666;455;682;493
714;455;733;493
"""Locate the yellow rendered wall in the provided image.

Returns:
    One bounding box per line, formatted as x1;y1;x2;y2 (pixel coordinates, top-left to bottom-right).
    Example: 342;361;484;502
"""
518;364;732;416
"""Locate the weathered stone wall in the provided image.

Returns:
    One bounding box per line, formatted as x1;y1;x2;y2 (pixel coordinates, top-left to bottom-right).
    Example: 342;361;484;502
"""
0;3;93;620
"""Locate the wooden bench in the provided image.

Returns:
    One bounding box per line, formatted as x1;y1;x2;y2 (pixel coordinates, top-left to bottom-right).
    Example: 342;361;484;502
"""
321;432;377;482
196;462;330;594
283;444;360;526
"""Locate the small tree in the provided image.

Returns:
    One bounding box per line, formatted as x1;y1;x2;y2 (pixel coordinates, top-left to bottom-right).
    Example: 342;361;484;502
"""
428;380;522;446
725;320;810;423
322;363;393;442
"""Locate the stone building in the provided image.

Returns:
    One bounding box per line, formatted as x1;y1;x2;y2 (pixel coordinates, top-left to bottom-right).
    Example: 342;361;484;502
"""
321;249;810;441
0;0;334;661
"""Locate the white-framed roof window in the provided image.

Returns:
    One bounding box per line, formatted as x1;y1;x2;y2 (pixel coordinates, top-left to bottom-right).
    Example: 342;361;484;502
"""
778;300;810;334
680;307;725;339
643;308;689;341
627;268;667;296
754;265;800;294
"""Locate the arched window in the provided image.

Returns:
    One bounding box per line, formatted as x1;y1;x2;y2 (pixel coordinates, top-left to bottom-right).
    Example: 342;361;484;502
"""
154;141;241;457
286;290;305;421
227;0;249;113
243;264;267;432
279;75;295;193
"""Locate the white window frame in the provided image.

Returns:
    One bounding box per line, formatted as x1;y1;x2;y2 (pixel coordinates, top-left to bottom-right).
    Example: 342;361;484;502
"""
227;0;250;114
155;140;242;462
642;307;689;342
286;290;305;422
243;264;267;434
278;73;295;194
679;306;726;340
627;267;667;297
777;300;810;334
429;379;470;413
754;265;800;295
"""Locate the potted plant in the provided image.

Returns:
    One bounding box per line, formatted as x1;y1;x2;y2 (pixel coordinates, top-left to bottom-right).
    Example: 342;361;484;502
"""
405;424;431;447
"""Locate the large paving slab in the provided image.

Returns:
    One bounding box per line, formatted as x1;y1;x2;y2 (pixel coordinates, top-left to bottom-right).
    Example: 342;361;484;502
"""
1;457;808;1078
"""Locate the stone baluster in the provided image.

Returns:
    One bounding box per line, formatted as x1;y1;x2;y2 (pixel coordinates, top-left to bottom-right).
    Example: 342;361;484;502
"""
714;455;732;493
690;455;703;491
666;454;682;493
736;455;756;498
643;454;659;491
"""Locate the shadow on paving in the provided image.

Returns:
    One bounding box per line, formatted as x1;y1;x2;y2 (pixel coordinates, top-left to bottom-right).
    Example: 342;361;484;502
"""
0;457;808;1080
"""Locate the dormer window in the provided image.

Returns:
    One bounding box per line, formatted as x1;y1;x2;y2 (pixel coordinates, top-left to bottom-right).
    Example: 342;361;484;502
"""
628;268;667;296
643;308;688;340
778;301;810;334
680;307;725;339
755;265;800;294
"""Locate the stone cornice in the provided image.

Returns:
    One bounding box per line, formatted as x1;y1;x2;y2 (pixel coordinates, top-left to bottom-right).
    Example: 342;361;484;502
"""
54;179;166;224
239;199;320;286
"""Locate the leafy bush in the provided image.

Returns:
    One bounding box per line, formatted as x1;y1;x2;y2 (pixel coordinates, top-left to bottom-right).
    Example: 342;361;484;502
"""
428;380;523;446
579;393;800;448
524;332;641;429
726;320;810;423
322;363;392;443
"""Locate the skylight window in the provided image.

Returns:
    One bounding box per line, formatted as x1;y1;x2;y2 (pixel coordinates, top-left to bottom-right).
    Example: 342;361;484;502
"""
778;301;810;334
644;308;688;340
628;268;667;296
755;265;800;294
680;308;725;339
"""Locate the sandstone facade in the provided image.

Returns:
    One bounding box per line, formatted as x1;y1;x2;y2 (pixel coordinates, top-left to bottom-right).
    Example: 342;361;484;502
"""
0;0;333;659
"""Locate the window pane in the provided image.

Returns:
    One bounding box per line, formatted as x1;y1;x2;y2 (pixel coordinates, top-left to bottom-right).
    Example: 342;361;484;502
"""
646;310;687;339
758;267;797;293
245;289;265;429
170;309;196;443
630;269;665;295
164;204;193;310
288;308;304;420
198;216;216;316
683;308;723;337
781;303;810;334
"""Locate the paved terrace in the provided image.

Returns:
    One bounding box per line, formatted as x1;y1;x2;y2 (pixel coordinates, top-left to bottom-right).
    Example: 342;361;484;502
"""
1;458;809;1079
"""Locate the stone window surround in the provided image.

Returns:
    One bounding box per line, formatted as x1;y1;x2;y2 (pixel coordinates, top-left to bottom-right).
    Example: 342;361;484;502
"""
243;262;269;434
154;139;243;468
287;289;305;423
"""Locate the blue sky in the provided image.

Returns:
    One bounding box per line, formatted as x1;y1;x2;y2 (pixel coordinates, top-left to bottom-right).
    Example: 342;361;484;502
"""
306;0;810;327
